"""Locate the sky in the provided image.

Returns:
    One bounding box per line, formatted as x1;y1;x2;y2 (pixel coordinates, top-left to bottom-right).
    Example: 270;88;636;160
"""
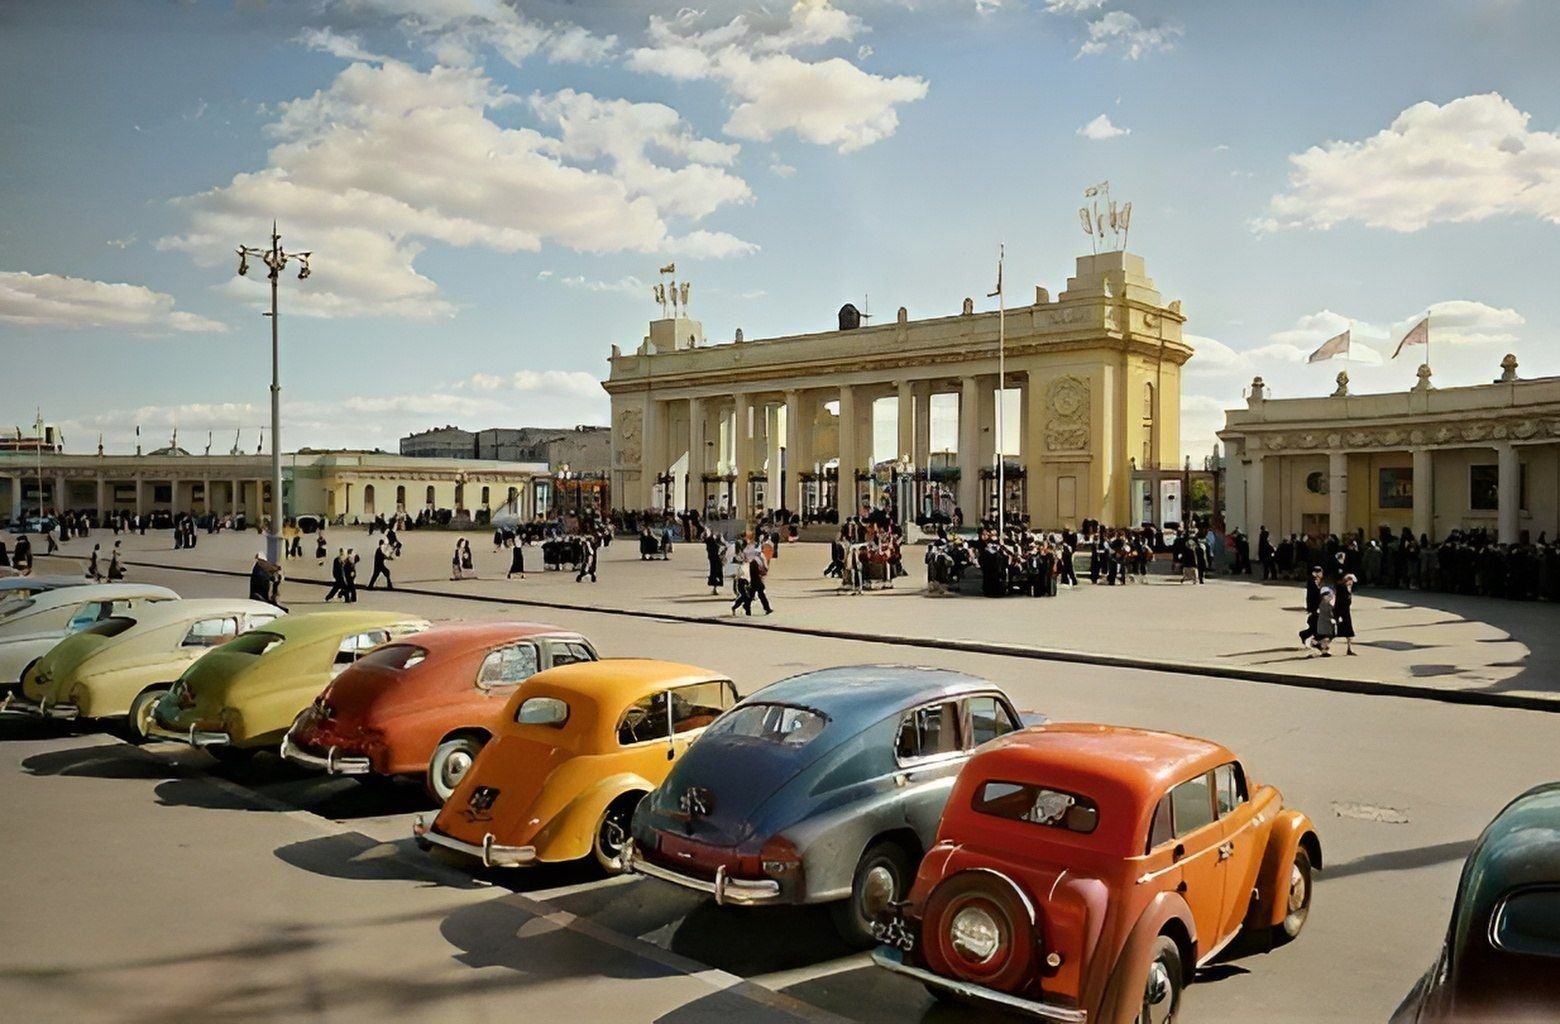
3;0;1558;462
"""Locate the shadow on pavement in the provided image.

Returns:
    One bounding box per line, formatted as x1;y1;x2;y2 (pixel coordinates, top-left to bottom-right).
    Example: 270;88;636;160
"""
22;742;197;781
1322;839;1476;881
439;896;676;982
274;832;483;889
780;963;1014;1023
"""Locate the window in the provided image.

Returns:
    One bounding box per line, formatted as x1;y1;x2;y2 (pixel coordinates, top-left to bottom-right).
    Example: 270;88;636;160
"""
1143;381;1154;419
478;644;539;686
362;484;376;516
1147;794;1174;852
1492;887;1560;958
335;630;391;666
83;617;136;639
1214;762;1247;816
66;602;110;633
481;486;490;506
1470;463;1528;512
895;702;962;762
1171;773;1216;838
354;644;427;671
516;696;569;727
669;680;737;733
617;692;672;745
549;640;597;667
966;695;1019;748
705;703;827;746
396;485;407;511
975;781;1099;834
425;485;436;507
183;617;239;648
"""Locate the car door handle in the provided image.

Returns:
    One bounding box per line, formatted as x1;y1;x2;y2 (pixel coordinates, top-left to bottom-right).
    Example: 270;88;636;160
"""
1217;842;1234;861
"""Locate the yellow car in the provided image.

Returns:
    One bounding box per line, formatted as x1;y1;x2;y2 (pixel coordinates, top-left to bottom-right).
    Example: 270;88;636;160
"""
413;659;736;873
3;599;279;739
149;610;429;760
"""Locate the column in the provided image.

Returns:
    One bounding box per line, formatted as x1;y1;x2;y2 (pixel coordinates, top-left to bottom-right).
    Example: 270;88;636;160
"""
913;383;931;469
836;385;856;516
1411;448;1434;542
1497;442;1521;543
896;381;914;463
763;403;781;513
784;389;802;515
54;474;66;513
134;476;144;517
687;397;706;515
733;392;752;521
202;476;211;515
1025;374;1047;522
9;476;20;519
1328;451;1348;538
957;376;981;519
95;476;106;516
1245;452;1265;537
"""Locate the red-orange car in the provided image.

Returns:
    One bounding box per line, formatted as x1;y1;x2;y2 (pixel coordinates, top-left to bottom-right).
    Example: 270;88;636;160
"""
281;622;597;801
873;724;1320;1024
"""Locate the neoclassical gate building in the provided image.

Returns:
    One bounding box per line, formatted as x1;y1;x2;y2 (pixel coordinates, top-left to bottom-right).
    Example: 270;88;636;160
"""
602;251;1192;527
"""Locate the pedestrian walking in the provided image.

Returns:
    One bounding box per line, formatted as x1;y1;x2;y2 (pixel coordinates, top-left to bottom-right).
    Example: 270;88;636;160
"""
108;542;125;580
249;553;274;603
368;540;394;590
730;547;752;615
733;542;772;615
316;533;328;565
704;532;725;594
507;541;525;579
87;543;102;581
13;534;32;573
575;534;598;583
46;527;59;555
324;548;346;601
1314;585;1337;656
1335;574;1357;656
1299;565;1324;648
343;549;360;602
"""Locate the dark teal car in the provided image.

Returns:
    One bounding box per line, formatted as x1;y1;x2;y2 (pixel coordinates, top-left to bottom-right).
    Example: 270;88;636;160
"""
1391;782;1560;1023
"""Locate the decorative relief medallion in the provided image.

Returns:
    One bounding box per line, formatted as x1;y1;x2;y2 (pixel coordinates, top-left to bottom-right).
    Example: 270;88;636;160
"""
1045;376;1090;451
615;408;642;466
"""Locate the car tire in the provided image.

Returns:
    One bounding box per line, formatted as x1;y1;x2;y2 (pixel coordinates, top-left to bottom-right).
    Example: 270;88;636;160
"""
124;687;168;744
831;840;914;949
1137;935;1183;1024
592;793;642;875
920;870;1036;992
427;735;485;804
1272;846;1313;945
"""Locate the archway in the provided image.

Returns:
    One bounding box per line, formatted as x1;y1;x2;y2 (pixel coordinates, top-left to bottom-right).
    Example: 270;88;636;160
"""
362;484;376;516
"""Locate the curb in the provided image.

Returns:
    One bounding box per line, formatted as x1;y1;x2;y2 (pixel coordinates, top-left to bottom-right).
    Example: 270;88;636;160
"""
121;557;1560;716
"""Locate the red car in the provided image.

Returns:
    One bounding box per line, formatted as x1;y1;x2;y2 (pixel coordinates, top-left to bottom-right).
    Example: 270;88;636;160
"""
874;724;1319;1024
282;621;597;801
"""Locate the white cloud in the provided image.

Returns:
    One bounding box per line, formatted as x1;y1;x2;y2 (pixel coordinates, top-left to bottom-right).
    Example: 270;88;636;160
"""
1077;113;1129;140
1078;11;1181;60
468;372;504;391
1045;0;1106;12
550;274;647;296
546;25;618;65
0;270;228;334
159;62;755;320
296;27;390;63
1394;300;1524;346
669;230;761;259
510;369;604;401
771;161;798;177
328;0;614;69
626;2;929;153
1259;93;1560;233
857;44;874;59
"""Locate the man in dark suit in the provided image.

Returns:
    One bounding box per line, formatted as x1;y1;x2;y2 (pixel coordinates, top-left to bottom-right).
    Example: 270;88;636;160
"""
1299;566;1324;647
343;549;360;602
367;540;394;590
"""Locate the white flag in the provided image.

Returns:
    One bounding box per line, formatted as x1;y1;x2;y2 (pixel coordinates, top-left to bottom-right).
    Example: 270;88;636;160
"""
1307;329;1350;363
1392;317;1428;359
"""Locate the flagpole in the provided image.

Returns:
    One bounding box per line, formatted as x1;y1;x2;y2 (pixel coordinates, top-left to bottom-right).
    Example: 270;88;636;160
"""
993;245;1006;538
35;410;43;521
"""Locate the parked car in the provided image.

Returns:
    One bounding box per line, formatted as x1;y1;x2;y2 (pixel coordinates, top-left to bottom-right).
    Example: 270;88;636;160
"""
2;599;279;738
625;665;1036;947
0;576;90;614
413;659;735;873
283;621;598;801
0;583;179;689
9;516;57;535
872;724;1320;1024
1390;782;1560;1024
148;610;429;760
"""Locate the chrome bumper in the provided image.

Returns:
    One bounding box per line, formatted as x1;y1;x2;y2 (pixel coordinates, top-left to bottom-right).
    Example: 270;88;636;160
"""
411;813;536;869
0;693;79;720
145;721;232;747
279;733;371;775
871;947;1087;1023
622;840;783;906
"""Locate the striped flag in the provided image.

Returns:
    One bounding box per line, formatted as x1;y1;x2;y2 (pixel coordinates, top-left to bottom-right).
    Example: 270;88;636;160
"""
1307;329;1350;363
1392;317;1429;359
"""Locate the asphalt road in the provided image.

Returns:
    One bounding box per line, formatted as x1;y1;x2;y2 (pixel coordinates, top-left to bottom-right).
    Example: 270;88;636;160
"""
3;564;1555;1023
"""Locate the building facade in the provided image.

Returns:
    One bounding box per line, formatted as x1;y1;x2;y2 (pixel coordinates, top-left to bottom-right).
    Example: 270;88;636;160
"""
1;448;550;524
602;251;1192;526
1219;361;1560;544
400;424;610;472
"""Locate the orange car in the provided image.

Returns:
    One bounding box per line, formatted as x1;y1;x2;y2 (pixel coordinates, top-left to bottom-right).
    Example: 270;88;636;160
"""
873;724;1320;1024
281;622;597;801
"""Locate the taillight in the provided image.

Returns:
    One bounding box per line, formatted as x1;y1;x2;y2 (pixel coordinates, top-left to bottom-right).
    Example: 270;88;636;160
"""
760;835;802;877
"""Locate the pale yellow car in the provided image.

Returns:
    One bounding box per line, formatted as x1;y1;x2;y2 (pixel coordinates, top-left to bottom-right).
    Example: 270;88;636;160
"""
2;599;280;739
0;582;179;688
149;610;429;761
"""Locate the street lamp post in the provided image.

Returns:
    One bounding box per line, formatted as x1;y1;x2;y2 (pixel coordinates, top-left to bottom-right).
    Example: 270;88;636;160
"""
235;222;311;565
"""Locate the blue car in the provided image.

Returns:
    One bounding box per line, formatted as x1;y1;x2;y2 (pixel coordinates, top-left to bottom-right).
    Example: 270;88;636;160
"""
625;665;1037;947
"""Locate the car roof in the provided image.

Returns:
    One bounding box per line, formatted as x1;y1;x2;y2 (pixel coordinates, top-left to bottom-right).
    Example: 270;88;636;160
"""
1459;782;1560;908
965;724;1235;853
745;665;1003;726
106;598;280;628
258;610;429;643
23;582;180;607
387;620;580;654
0;576;85;593
521;658;726;705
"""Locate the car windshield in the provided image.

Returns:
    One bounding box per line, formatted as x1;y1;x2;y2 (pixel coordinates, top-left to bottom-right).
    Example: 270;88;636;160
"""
82;617;136;638
973;780;1100;834
353;644;428;672
220;631;285;657
703;703;827;746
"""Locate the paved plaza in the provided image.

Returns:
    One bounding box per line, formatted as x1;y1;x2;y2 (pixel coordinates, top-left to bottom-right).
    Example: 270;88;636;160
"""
1;528;1556;1023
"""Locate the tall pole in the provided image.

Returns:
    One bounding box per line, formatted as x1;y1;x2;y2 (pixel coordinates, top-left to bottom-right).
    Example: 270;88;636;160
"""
268;225;282;565
989;244;1006;538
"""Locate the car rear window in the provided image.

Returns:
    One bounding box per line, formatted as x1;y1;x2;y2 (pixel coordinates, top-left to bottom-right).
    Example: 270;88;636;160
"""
974;780;1100;834
704;703;826;746
354;644;428;671
83;617;136;638
221;631;285;657
1492;887;1560;958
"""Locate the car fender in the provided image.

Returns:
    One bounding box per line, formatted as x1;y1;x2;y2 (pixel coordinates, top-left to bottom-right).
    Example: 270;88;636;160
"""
1253;808;1321;928
531;771;653;864
1094;891;1197;1024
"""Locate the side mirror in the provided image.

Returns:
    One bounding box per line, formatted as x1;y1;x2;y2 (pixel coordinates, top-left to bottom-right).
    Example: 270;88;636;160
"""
666;746;676;761
1173;843;1185;861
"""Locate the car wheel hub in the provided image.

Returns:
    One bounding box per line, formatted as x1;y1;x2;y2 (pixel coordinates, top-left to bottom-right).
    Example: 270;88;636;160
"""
1142;960;1174;1024
1287;862;1307;914
861;864;897;919
442;750;473;789
948;905;1001;964
600;811;626;855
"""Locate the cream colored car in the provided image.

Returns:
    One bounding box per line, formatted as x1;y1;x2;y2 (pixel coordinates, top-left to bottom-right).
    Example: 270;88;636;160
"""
3;599;279;739
0;583;179;688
